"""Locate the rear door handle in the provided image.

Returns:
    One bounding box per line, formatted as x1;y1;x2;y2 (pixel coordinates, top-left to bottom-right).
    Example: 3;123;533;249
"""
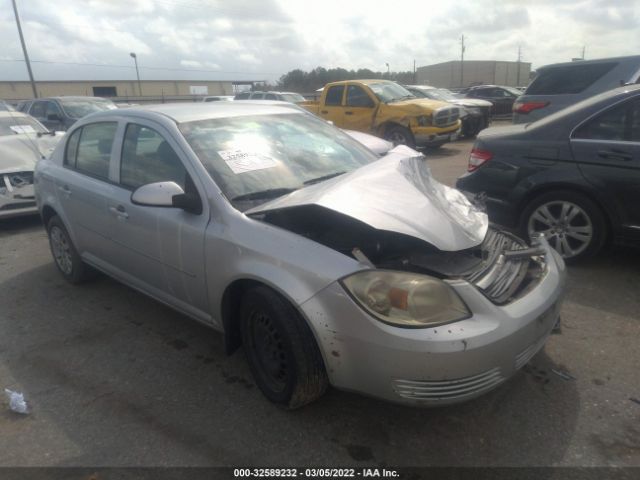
598;149;632;161
345;111;354;115
58;185;72;196
109;205;129;220
320;110;328;114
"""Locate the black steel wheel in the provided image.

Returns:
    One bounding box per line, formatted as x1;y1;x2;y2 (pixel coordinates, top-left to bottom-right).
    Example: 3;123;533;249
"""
240;286;328;409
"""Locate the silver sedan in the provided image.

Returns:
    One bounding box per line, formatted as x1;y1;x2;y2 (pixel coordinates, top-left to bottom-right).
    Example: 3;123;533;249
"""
35;102;566;408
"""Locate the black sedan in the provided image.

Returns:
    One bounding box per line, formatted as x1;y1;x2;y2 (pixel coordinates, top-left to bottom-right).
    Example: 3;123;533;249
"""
456;85;640;261
462;85;522;116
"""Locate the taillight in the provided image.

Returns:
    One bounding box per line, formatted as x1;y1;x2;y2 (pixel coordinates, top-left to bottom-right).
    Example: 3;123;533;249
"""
468;148;492;172
513;101;549;114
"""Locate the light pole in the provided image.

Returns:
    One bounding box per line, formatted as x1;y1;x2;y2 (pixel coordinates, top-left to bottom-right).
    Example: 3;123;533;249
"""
130;52;142;97
11;0;37;98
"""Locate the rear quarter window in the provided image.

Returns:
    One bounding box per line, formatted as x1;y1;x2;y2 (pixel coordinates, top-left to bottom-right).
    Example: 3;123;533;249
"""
527;62;617;95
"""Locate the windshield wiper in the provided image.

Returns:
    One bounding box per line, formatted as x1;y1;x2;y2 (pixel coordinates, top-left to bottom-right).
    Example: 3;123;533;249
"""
231;187;297;202
303;171;346;185
389;95;415;103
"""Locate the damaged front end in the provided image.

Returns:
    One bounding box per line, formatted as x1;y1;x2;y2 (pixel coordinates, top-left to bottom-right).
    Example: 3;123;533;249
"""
0;170;37;218
248;146;548;308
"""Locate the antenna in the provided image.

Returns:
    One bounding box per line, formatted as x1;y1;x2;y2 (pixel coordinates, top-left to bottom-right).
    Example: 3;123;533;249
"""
460;34;466;87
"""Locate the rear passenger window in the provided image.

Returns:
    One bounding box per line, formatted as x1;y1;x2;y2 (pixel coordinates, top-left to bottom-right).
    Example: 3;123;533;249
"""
120;124;187;190
527;62;617;95
266;94;277;100
325;86;344;106
574;97;640;142
75;122;117;179
251;93;265;99
235;92;250;100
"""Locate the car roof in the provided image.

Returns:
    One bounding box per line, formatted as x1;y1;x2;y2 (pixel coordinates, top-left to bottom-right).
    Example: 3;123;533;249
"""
82;101;308;124
536;55;640;72
35;96;112;102
405;85;436;90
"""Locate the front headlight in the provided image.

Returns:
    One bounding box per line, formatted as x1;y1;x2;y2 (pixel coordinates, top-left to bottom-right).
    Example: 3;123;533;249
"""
341;270;471;328
416;115;431;127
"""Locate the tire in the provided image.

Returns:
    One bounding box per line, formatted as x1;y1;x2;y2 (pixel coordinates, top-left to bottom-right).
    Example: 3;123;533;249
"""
240;286;328;409
462;117;480;138
384;125;416;148
47;215;94;283
520;190;607;262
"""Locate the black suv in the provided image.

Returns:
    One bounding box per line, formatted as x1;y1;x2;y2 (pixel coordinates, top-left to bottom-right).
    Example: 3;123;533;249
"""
456;85;640;261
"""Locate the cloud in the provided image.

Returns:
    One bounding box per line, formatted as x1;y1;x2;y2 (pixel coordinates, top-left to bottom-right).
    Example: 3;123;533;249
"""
0;0;639;84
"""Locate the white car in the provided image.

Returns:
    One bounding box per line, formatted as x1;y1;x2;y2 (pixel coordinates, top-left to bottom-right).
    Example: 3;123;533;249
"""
0;112;63;219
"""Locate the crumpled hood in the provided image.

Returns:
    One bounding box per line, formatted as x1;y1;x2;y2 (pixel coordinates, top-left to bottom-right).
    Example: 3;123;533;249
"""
0;133;63;173
386;98;452;113
247;145;488;251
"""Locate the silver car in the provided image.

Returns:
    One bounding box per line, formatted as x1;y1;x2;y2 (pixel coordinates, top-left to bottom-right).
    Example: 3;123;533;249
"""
35;103;566;408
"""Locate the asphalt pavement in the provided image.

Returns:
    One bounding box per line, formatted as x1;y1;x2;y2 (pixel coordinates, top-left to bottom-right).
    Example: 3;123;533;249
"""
1;137;639;468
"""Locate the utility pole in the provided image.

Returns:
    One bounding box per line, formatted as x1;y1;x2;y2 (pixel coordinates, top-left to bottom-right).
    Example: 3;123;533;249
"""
11;0;37;98
413;59;416;84
130;52;142;96
516;44;522;86
582;45;586;60
460;34;465;87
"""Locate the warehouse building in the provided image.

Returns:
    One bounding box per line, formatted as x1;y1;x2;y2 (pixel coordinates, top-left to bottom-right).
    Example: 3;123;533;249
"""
0;79;254;103
416;60;532;89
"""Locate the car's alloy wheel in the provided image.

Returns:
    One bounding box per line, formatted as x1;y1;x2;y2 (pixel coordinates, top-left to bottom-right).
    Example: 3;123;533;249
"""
47;215;95;283
522;191;607;262
527;200;593;259
384;126;415;148
50;225;73;275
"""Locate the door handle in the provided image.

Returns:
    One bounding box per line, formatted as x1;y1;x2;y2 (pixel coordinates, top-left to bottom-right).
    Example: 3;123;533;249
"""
320;110;328;114
345;111;354;115
58;185;72;196
109;205;129;220
597;149;632;161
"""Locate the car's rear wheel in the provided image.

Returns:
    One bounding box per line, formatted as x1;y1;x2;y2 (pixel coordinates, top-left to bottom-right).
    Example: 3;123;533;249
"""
521;191;607;262
384;125;415;148
47;215;94;283
240;286;328;409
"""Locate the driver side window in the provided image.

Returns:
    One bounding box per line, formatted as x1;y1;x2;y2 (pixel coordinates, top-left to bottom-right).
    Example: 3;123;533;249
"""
346;85;374;108
120;124;188;190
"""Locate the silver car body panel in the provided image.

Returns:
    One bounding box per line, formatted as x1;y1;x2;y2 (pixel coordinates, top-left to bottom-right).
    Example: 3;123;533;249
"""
247;145;488;251
35;103;565;406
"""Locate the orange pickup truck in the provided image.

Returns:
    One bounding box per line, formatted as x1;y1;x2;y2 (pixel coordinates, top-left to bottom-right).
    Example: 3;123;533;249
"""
301;80;461;148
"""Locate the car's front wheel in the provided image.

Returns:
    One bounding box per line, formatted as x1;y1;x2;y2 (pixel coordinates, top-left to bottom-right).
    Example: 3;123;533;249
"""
384;125;415;148
47;215;94;283
521;191;607;262
240;286;328;409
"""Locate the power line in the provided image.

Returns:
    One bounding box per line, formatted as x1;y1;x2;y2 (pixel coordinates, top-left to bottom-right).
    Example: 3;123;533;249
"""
0;58;281;75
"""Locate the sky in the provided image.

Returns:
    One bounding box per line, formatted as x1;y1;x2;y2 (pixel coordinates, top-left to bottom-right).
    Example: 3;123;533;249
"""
1;0;639;84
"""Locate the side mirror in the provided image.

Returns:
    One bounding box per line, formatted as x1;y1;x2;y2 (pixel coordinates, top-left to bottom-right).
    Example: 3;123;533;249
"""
131;181;184;207
47;113;62;122
131;181;202;214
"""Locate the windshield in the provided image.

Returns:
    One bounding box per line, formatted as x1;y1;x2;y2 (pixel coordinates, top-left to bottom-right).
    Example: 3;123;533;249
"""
0;116;48;136
368;83;415;103
60;99;116;119
281;93;306;103
179;113;378;209
0;101;16;112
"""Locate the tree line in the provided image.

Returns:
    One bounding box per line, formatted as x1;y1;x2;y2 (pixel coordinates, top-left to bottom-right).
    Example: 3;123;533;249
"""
273;67;417;93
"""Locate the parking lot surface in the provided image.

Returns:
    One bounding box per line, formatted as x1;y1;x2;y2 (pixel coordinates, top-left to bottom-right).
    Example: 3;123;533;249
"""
1;137;639;467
